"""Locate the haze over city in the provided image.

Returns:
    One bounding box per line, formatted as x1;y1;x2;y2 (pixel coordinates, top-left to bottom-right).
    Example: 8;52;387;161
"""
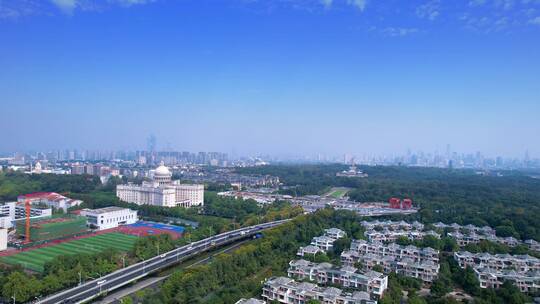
1;0;539;157
3;2;540;304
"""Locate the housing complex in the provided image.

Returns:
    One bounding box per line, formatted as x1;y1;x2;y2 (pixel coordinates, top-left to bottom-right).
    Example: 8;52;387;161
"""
454;251;540;292
288;259;388;297
341;239;440;283
433;222;537;251
261;276;377;304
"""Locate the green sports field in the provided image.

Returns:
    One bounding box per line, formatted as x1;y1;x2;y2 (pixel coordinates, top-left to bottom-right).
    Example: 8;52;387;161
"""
0;232;138;272
326;187;351;198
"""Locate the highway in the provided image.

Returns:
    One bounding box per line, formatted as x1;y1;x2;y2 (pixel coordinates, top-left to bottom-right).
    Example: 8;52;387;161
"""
35;219;290;304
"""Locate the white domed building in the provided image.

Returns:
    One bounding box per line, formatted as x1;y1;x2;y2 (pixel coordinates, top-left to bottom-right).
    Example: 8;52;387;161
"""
116;162;204;208
153;162;172;186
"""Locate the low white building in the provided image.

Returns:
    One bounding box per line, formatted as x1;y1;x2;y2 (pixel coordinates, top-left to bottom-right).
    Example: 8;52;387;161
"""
0;202;52;228
0;228;7;251
0;203;16;229
14;205;52;219
80;207;138;230
0;216;12;229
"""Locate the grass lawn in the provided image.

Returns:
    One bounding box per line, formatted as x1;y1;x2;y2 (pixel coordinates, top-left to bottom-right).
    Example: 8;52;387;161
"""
328;188;350;198
0;233;138;272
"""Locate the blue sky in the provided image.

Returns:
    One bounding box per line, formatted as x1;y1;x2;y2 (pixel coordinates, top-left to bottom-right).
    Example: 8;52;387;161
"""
0;0;539;157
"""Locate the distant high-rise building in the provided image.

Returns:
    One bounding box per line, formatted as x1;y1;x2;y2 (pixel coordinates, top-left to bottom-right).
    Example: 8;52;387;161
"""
147;135;157;152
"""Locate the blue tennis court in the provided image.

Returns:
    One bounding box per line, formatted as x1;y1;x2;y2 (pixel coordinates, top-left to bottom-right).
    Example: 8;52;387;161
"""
128;221;185;233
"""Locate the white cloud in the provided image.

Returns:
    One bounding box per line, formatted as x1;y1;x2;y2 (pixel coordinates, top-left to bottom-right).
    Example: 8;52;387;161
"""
469;0;487;6
346;0;367;11
416;0;440;20
381;27;420;37
112;0;156;6
0;7;19;19
320;0;333;8
50;0;77;14
530;16;540;24
46;0;155;15
0;0;45;19
495;0;515;10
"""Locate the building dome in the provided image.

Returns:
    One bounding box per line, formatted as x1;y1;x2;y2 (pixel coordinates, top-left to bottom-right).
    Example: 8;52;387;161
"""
153;161;172;186
155;162;171;176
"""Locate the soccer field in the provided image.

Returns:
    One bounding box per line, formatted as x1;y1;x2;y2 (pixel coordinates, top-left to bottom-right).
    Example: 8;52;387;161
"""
326;187;350;198
329;189;348;198
0;233;138;272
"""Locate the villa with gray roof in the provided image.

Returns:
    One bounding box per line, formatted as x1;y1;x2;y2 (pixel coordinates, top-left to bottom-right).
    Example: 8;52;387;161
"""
287;259;388;297
454;251;540;292
341;240;440;283
261;276;377;304
297;228;346;256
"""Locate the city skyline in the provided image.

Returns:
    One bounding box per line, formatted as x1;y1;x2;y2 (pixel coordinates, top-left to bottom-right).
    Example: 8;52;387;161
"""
2;146;538;170
1;0;539;157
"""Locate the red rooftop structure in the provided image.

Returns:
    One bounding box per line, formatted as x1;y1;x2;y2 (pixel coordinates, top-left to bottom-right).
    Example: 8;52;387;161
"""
389;197;401;209
388;197;413;209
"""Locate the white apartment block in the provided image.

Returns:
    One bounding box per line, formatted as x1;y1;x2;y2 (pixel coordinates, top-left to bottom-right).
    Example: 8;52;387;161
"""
432;222;496;236
361;220;424;231
116;163;204;208
0;203;15;229
261;277;377;304
454;252;540;273
235;299;265;304
341;240;440;283
311;236;339;251
343;240;439;263
325;228;347;239
0;228;7;251
448;231;520;248
365;229;440;243
297;245;324;257
0;216;12;229
454;251;540;292
343;253;440;283
0;202;52;228
288;259;388;297
80;207;138;230
14;205;52;219
525;239;540;252
473;267;540;292
297;228;347;256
